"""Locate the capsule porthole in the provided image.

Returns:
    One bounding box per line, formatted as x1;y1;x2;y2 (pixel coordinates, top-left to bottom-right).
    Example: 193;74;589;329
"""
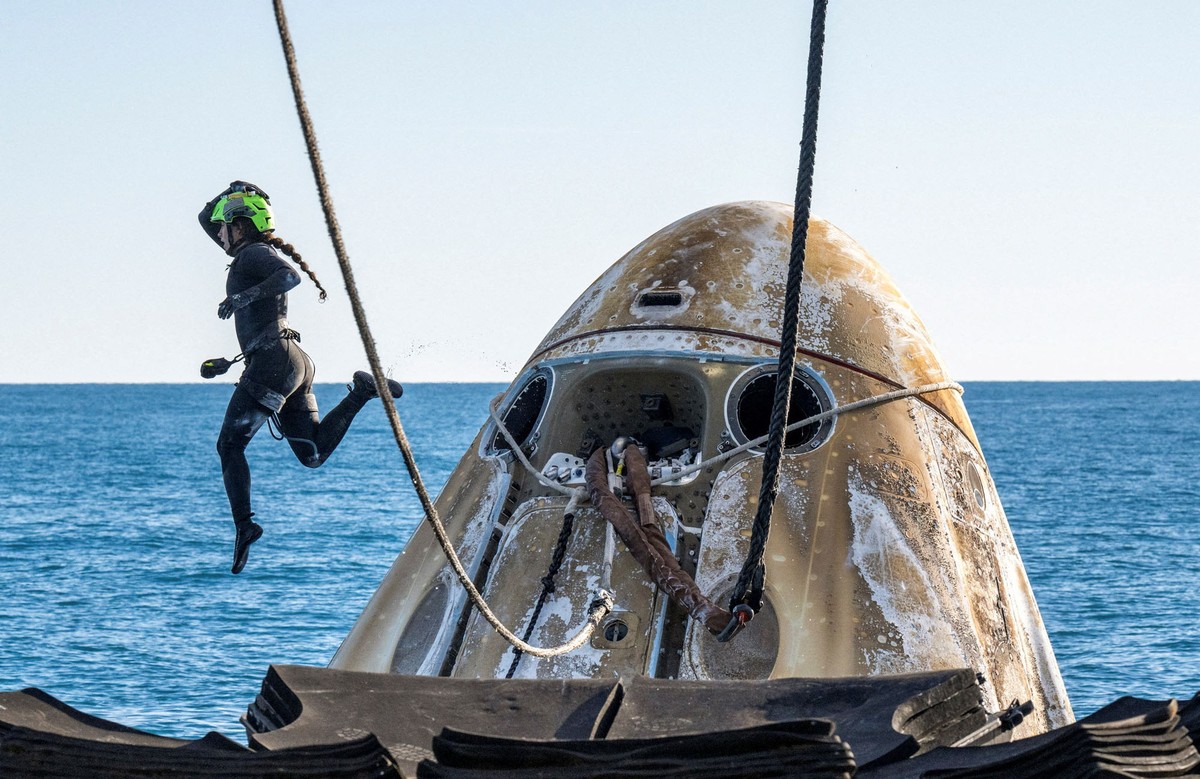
489;371;551;453
725;365;834;453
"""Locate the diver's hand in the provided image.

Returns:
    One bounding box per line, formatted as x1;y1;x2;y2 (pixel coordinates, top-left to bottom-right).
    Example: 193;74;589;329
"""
218;297;236;319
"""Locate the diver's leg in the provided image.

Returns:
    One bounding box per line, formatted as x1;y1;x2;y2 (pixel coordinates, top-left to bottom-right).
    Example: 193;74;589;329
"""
277;384;370;468
275;344;343;468
216;388;272;519
276;349;404;468
276;393;328;468
216;388;270;573
350;370;405;402
230;518;263;575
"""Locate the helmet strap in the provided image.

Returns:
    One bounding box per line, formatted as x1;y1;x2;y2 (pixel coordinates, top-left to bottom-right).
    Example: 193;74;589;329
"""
217;223;235;253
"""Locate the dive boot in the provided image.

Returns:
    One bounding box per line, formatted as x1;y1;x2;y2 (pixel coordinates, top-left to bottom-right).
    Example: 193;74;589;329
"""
349;370;404;401
231;517;263;575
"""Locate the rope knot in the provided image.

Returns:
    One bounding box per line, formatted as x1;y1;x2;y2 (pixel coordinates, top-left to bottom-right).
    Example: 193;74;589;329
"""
590;589;616;615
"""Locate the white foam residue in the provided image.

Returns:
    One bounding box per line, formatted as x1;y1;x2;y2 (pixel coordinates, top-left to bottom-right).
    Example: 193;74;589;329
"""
730;215;789;317
741;214;790;282
683;206;791;338
796;277;841;353
456;465;505;565
847;472;966;674
998;553;1074;726
690;462;755;593
544;330;774;361
494;572;607;680
879;302;945;385
819;219;872;261
831;225;948;387
744;200;793;235
547;259;629;338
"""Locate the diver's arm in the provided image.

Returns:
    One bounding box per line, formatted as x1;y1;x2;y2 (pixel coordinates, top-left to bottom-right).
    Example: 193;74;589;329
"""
198;195;225;246
217;267;302;320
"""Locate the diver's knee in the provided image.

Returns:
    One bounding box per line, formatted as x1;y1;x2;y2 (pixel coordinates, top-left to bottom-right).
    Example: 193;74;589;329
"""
216;432;249;461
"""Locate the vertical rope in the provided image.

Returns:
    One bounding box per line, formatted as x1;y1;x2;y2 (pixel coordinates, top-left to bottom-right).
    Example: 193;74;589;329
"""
724;0;830;637
271;0;611;659
270;0;438;581
271;0;396;428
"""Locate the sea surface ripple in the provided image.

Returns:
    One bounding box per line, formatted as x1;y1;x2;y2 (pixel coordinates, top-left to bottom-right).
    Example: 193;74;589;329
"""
0;381;1197;739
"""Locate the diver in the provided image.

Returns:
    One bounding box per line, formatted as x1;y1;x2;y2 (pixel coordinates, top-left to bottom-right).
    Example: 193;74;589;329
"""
198;181;403;574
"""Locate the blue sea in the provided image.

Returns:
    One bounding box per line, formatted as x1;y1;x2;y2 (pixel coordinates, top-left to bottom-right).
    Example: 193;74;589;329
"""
1;382;1197;740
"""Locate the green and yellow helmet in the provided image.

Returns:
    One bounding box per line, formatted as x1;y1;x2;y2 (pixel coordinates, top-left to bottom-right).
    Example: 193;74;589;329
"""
209;183;275;233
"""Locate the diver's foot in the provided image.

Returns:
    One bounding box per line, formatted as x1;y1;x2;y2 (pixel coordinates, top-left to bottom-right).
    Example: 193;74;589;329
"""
349;370;404;401
231;519;263;575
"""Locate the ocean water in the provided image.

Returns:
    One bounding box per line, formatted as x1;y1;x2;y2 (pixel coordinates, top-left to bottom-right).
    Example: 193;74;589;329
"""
1;382;1197;740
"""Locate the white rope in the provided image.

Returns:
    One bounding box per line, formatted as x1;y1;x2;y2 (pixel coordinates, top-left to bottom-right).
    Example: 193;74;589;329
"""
462;381;957;656
489;378;963;490
488;396;580;497
650;380;963;486
434;506;611;659
409;401;608;658
478;375;960;653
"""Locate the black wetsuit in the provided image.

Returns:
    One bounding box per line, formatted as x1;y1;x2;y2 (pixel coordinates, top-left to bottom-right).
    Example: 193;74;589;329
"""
204;224;369;523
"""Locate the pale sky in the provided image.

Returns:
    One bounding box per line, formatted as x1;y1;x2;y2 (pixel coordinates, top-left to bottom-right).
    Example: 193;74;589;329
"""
2;2;1197;383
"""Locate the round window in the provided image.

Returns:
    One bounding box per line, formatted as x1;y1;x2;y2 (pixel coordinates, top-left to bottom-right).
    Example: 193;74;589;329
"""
490;371;551;453
725;364;833;453
966;459;989;511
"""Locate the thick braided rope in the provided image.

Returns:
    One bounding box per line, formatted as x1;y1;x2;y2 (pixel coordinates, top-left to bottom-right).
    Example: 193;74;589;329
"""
272;0;610;658
731;0;830;617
